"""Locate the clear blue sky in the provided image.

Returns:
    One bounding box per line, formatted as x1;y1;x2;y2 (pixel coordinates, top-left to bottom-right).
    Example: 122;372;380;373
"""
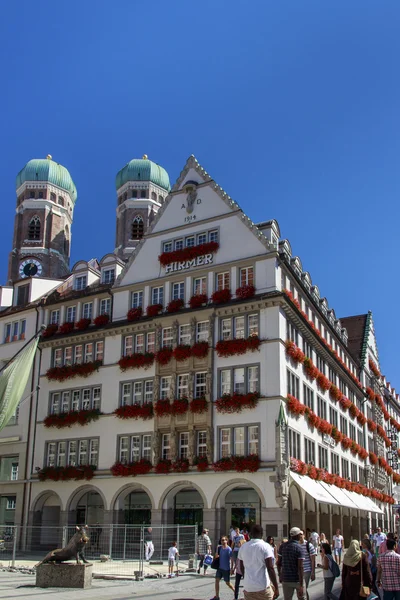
0;1;399;381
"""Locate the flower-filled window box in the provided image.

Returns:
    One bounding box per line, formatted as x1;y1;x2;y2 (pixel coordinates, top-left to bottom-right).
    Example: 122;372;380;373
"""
190;341;209;358
349;404;359;419
127;307;143;321
155;459;172;474
154;400;172;417
303;357;318;380
194;456;209;471
171;398;189;415
216;336;260;358
173;345;191;362
118;352;155;371
76;318;91;331
159;241;219;267
367;419;377;432
156;346;173;365
329;385;342;402
369;358;381;378
357;413;367;426
167;298;184;313
285;340;305;364
215;392;259;414
212;455;260;473
46;360;102;382
189;397;208;414
316;373;331;392
236;285;255;300
59;322;74;335
211;288;232;304
38;465;96;482
111;459;152;477
114;403;154;420
44;408;101;428
146;304;163;317
94;314;110;327
189;294;208;309
172;458;189;473
19;333;25;340
42;324;58;338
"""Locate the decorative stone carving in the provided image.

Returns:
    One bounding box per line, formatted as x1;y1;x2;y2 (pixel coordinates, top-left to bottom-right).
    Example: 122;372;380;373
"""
207;426;214;461
153;433;161;463
274;462;289;509
209;314;215;344
190;318;197;344
188;430;195;464
206;371;212;395
170;430;177;460
154;376;160;402
188;371;194;397
156;325;162;351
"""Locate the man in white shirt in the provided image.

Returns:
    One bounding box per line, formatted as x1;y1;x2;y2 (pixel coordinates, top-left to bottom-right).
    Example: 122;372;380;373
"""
238;524;279;600
332;529;344;566
373;527;387;557
309;529;320;551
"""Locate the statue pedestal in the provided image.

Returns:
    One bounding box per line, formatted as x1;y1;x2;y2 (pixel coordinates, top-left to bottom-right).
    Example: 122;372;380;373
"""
36;563;93;588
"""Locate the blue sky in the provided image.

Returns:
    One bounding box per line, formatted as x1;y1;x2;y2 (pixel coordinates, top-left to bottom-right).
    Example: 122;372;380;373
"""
0;1;399;380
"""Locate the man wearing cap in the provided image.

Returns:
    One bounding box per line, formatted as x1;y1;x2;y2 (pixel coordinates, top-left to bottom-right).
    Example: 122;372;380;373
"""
277;527;305;600
197;528;212;575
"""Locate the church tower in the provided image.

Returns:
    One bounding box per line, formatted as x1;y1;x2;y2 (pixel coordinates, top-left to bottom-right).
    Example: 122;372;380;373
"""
8;155;77;283
114;154;170;260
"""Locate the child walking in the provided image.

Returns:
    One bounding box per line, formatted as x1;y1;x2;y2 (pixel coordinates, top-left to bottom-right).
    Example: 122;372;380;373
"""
168;541;179;577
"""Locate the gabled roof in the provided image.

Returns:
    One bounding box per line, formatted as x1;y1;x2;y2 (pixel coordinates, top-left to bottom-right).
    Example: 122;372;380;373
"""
339;313;368;365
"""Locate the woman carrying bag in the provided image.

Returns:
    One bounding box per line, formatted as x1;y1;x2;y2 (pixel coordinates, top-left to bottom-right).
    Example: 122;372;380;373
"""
339;540;373;600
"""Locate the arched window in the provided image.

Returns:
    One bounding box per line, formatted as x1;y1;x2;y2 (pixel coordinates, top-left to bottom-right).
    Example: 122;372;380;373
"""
132;190;137;198
151;191;157;201
131;216;144;240
58;196;64;206
158;195;163;204
28;216;41;240
50;192;56;202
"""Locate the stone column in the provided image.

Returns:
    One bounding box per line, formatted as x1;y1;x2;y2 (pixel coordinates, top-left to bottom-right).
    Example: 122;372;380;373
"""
262;507;287;542
202;509;217;548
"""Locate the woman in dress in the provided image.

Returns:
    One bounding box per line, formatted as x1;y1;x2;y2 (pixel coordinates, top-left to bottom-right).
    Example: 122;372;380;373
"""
321;542;335;600
339;539;372;600
266;536;278;564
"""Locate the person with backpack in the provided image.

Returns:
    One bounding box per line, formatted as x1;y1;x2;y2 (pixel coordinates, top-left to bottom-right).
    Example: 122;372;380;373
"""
299;530;316;600
320;542;339;599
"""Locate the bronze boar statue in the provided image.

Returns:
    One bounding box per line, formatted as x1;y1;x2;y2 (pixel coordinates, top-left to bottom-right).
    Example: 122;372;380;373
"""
36;525;90;566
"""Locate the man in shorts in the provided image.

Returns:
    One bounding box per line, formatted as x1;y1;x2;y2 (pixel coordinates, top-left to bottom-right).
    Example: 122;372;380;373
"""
197;528;212;575
332;529;344;565
210;536;235;600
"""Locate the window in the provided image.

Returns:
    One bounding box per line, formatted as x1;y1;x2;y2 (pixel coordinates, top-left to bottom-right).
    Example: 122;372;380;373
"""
316;355;325;375
28;216;41;240
16;285;29;307
340;416;348;436
329;407;338;428
248;314;259;336
349;423;356;441
160;376;171;400
29;191;35;198
328;367;336;385
47;442;56;467
120;380;153;405
185;236;195;247
222;319;232;340
351;463;358;482
3;323;11;343
179;324;191;345
234;368;245;394
172;282;185;300
175;239;184;250
162;433;171;460
61;391;70;412
239;266;254;287
152;286;164;305
318;445;328;470
331;452;340;475
75;276;87;291
50;386;101;413
195;372;207;398
84;343;93;362
219;425;259;458
216;272;230;291
193;277;206;295
131;291;143;309
99;298;111;315
357;429;364;447
221;314;258;340
197;232;207;245
131;216;144;239
11;462;18;481
147;332;155;354
95;342;103;362
341;458;349;479
177;374;189;399
317;396;327;420
64;347;72;366
57;441;66;466
68;441;77;466
4;319;26;342
54;349;62;367
304;438;315;464
196;321;208;342
287;370;300;398
50;310;60;325
197;431;207;457
287;322;299;345
162;327;173;347
221;370;231;395
50;192;56;202
58;196;64;206
163;241;172;253
82;302;93;320
339;379;347;395
289;429;301;459
135;334;144;353
303;384;314;411
6;497;16;510
66;306;76;322
46;438;98;467
209;230;218;243
79;440;88;465
102;269;115;284
140;190;146;199
179;432;189;459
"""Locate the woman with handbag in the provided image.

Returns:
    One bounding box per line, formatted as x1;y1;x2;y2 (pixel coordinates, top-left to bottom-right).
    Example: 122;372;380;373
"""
339;539;372;600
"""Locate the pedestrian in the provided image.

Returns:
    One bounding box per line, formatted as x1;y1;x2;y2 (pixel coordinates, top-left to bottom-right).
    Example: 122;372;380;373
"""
168;541;179;578
332;529;344;566
210;535;235;600
320;542;335;600
339;539;372;600
377;538;400;600
238;524;279;600
277;526;305;600
197;528;212;575
320;533;328;551
144;527;154;561
379;533;400;556
299;530;316;600
310;529;320;552
266;536;278;565
232;538;245;600
373;527;387;557
362;538;378;594
243;527;250;542
232;527;245;561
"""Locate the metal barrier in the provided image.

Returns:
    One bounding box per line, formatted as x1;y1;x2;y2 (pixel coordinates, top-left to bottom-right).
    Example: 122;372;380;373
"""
1;524;198;577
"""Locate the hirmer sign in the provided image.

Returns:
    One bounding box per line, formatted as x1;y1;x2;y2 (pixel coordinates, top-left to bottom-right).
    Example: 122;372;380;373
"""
165;254;214;274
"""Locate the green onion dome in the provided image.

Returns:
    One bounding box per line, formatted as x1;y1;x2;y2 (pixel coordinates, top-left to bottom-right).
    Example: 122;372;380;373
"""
116;154;170;192
16;155;77;203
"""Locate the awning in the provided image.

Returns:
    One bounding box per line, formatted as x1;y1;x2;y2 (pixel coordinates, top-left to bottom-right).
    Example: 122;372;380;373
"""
341;489;384;514
319;482;359;510
290;472;340;505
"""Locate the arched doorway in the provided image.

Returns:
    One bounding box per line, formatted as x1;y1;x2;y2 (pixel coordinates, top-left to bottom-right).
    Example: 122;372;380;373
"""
289;484;302;531
67;487;105;525
212;480;265;536
31;491;62;549
161;482;206;534
112;486;153;526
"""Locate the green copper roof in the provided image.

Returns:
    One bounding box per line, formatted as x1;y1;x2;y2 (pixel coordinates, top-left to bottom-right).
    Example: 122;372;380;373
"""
16;157;77;203
116;156;170;192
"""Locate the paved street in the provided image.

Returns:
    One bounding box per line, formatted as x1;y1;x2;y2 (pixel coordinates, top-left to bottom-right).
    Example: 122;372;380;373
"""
0;567;341;600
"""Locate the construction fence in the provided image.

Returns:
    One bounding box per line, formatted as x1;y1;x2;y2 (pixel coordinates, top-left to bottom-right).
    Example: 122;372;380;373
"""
0;524;198;577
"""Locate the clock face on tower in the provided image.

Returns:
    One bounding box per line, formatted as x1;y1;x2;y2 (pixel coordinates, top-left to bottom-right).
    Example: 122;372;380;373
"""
19;259;43;278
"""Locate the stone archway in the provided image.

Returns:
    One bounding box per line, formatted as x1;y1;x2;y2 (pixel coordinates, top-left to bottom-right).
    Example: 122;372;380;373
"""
67;485;107;526
212;479;266;538
111;483;155;526
30;490;63;548
159;481;207;534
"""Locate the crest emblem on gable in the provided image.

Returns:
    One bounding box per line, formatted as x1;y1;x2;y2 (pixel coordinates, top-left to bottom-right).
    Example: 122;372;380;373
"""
186;189;197;214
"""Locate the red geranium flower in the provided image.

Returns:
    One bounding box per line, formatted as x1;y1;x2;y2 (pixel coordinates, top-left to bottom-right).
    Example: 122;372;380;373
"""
114;403;154;420
154;400;172;417
189;294;208;309
94;314;110;327
236;285;255;299
59;322;74;335
189;397;208;414
118;352;155;371
127;307;143;321
171;398;189;415
191;341;209;358
173;345;192;362
211;288;232;304
75;318;91;331
146;304;163;317
158;241;219;267
156;346;173;365
155;459;172;474
42;324;58;338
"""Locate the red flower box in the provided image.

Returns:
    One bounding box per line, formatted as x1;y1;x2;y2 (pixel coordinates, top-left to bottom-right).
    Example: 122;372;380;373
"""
189;397;208;414
167;298;184;313
94;314;110;327
118;352;155;371
329;385;342;402
213;455;260;473
42;324;58;338
172;398;189;415
173;345;192;362
236;285;255;299
189;294;208;309
195;456;209;472
114;403;154;420
44;408;101;428
369;358;381;378
285;340;305;364
159;241;219;267
38;465;96;482
216;336;260;358
367;419;377;432
172;458;189;473
127;307;143;321
46;360;102;382
215;392;259;414
75;318;91;331
303;357;318;380
111;459;152;477
146;303;163;317
357;412;367;426
191;341;209;358
59;322;74;334
154;400;172;417
212;288;232;304
155;459;172;474
156;346;173;365
316;373;331;392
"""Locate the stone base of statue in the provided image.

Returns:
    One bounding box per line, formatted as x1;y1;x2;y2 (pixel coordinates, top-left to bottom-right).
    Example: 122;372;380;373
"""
36;563;93;588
